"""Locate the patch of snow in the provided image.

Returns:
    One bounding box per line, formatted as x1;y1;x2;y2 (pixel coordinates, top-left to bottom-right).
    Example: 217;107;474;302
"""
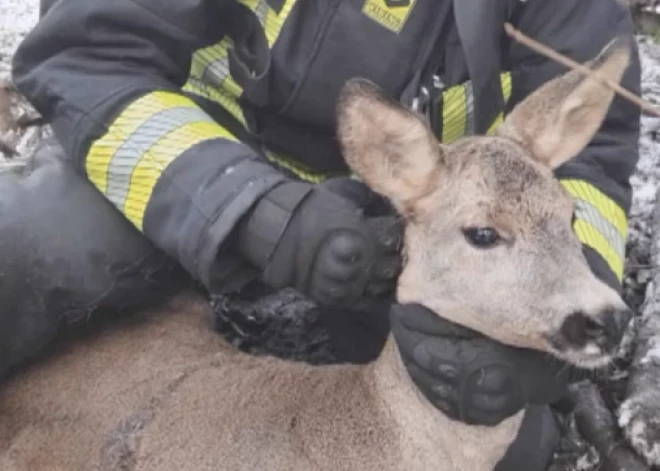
639;335;660;364
0;0;41;164
615;34;660;471
627;39;660;253
619;396;660;467
0;0;38;79
573;453;600;471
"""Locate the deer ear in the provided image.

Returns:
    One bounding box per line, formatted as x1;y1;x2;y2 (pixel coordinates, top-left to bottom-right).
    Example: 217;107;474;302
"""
336;78;444;213
496;36;632;170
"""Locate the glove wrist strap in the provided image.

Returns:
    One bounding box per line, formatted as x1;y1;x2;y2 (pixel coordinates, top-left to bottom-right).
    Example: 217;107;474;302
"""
237;180;313;269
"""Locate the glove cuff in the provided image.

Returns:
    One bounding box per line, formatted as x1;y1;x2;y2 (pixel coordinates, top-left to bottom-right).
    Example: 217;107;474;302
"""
237;180;313;269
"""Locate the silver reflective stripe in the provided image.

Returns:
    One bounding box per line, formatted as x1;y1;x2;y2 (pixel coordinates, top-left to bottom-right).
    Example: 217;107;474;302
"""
254;0;269;24
464;80;475;136
574;199;626;259
106;106;214;208
199;0;270;89
202;51;231;89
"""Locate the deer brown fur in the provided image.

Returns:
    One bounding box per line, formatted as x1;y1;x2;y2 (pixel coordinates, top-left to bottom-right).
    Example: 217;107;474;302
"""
0;36;634;471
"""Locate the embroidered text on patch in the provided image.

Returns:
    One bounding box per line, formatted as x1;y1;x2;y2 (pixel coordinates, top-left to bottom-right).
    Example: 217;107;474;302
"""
362;0;416;33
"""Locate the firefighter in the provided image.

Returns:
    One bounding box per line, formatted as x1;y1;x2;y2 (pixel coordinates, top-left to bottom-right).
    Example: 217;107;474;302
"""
0;0;640;470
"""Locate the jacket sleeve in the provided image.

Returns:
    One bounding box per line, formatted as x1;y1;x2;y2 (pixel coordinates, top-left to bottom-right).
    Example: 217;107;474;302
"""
11;0;290;291
507;0;642;292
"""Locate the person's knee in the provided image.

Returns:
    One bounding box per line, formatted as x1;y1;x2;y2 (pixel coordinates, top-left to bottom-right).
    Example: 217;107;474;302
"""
494;405;561;471
0;138;191;379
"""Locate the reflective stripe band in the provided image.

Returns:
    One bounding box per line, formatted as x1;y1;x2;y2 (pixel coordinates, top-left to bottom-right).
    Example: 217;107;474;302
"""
262;0;297;45
560;178;628;282
105;107;211;208
267;70;514;182
183;0;297;126
441;71;513;144
86;91;237;231
441;84;466;143
264;150;346;183
464;80;475;136
574;199;626;258
573;219;624;282
254;0;270;25
486;72;513;135
183;37;246;126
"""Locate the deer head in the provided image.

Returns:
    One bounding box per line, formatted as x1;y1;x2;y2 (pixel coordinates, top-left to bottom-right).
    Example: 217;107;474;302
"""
336;37;634;369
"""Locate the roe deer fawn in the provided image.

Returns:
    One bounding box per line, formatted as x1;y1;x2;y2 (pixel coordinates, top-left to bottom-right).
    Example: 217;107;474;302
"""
0;36;634;471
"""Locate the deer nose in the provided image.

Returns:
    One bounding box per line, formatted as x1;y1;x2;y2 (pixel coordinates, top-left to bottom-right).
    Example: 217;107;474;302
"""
560;308;632;352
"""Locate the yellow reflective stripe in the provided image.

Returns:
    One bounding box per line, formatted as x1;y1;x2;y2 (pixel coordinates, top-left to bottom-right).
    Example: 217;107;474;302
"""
560;179;628;281
86;92;195;195
500;71;513;103
487;71;513;135
441;84;466;144
263;0;297;45
123;120;232;227
86;143;115;196
561;179;628;237
573;219;624;282
183;37;246;126
86;91;237;231
183;0;297;127
264;150;345;183
441;71;512;143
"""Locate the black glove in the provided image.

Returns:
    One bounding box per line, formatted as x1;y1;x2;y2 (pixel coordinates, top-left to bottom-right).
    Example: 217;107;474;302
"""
390;303;589;426
237;177;403;309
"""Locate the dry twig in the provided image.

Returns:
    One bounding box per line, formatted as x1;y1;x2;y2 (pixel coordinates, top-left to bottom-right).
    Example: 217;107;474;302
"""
504;22;660;117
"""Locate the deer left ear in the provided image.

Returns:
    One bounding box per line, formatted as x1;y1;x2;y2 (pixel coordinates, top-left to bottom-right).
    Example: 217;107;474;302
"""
336;78;445;213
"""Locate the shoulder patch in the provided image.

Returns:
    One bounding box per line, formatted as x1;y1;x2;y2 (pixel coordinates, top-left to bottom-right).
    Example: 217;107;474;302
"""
362;0;417;33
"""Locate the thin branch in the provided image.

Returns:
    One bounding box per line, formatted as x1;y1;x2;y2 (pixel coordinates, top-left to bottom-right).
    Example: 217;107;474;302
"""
503;22;660;117
15;115;45;129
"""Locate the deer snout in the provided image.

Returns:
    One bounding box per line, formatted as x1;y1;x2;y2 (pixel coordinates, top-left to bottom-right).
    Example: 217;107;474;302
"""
559;307;632;354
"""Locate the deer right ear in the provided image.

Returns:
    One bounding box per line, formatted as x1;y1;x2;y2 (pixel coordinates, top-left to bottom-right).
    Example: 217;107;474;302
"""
336;78;444;214
496;36;632;170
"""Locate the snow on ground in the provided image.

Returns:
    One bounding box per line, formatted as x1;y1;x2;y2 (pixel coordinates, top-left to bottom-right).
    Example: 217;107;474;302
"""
629;38;660;255
623;37;660;313
0;0;43;163
618;39;660;466
0;0;37;78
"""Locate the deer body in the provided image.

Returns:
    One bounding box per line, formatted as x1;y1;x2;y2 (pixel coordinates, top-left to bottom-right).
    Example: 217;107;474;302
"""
0;295;522;471
0;37;634;471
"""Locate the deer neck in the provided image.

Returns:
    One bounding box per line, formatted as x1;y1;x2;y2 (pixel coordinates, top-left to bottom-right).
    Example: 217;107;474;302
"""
370;334;525;471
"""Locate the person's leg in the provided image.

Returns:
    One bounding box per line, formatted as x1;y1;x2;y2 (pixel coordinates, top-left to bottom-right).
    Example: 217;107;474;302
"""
0;137;191;382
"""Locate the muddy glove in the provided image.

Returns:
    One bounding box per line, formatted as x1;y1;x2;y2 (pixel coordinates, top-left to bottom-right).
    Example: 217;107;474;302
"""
390;303;588;426
237;177;403;309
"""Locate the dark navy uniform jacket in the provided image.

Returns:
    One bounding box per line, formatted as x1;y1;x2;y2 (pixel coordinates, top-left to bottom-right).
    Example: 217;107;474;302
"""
12;0;641;293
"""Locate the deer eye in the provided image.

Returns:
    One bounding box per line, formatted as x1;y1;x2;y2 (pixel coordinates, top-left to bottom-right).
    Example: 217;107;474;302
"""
462;227;501;248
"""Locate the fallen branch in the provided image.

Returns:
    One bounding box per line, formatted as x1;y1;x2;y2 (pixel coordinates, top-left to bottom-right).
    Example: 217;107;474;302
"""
503;22;660;117
566;381;651;471
15;115;45;129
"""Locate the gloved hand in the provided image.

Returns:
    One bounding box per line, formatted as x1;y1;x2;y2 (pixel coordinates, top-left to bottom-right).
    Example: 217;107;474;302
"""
237;177;403;309
390;303;588;426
